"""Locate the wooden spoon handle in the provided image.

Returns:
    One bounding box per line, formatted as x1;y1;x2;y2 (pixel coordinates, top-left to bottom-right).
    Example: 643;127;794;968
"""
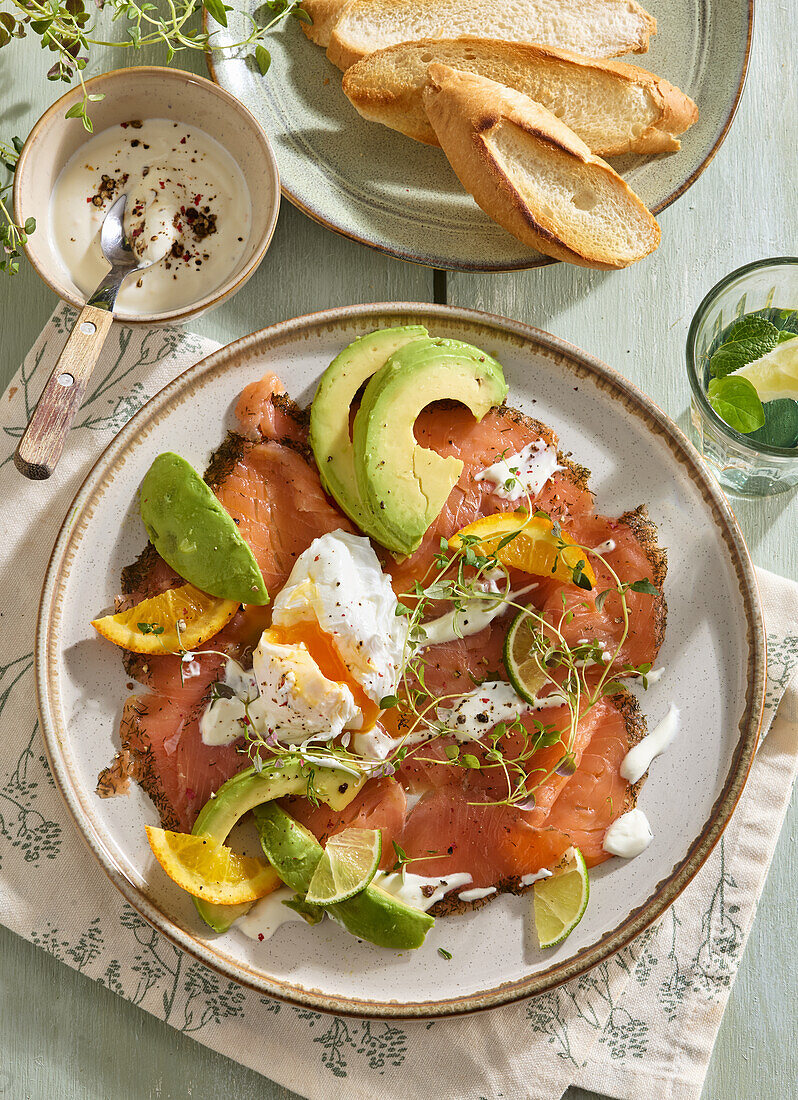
14;304;115;480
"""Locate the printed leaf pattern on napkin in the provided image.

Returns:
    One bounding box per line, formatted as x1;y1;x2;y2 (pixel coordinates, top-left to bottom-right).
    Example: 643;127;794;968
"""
0;304;796;1100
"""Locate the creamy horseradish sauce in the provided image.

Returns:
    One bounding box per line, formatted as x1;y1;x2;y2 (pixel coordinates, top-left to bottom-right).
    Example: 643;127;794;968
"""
50;119;251;313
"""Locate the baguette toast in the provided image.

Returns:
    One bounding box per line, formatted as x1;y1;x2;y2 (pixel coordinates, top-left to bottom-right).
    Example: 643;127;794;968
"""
328;0;656;70
343;38;697;155
301;0;352;46
422;65;661;269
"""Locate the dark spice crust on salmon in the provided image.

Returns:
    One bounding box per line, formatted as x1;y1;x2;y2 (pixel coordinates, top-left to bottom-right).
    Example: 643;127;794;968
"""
273;389;310;431
97;696;182;830
619;504;668;659
496;403;593;501
429;688;647;918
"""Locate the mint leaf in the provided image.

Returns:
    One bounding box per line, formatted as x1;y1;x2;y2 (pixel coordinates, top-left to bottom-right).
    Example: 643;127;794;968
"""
723;316;780;344
710;333;779;378
708;376;766;434
751;307;798;335
747;398;798;448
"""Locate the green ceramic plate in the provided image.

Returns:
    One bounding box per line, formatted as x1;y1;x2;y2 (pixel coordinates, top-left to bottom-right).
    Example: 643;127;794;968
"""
207;0;752;271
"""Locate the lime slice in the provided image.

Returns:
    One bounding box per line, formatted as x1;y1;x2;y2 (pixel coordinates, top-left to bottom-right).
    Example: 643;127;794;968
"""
305;827;382;906
735;338;798;402
504;608;548;704
533;847;589;949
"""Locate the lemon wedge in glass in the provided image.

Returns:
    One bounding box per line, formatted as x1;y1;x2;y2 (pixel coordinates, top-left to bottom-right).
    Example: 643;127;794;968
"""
735;336;798;402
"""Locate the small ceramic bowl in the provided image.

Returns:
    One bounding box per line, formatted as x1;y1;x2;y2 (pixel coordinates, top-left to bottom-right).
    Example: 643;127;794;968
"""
14;67;280;326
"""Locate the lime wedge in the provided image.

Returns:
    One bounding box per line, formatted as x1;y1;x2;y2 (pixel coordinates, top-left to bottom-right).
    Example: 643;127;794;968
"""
504;609;547;704
305;827;382;906
735;338;798;402
534;847;589;949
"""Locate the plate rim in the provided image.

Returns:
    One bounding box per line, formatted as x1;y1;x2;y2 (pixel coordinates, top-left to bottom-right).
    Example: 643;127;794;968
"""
204;1;754;272
36;301;766;1018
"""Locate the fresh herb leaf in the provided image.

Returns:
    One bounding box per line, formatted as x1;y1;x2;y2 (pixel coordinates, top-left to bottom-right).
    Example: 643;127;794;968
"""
379;694;399;709
255;44;271;74
437;947;453;960
708;376;766;433
629;578;658;596
203;0;230;24
391;839;409;871
137;621;164;635
708;318;779;379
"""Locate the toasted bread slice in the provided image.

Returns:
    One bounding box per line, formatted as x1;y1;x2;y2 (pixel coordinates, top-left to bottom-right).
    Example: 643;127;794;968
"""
301;0;352;46
422;65;661;269
343;38;697;155
327;0;656;71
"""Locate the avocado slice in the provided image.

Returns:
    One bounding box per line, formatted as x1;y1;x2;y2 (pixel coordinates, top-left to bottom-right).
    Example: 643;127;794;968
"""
254;802;434;950
309;326;428;538
191;763;363;932
352;338;508;555
140;452;268;605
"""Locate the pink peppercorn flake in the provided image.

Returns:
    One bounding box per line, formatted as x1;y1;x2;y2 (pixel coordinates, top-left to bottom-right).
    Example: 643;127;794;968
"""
258;933;265;941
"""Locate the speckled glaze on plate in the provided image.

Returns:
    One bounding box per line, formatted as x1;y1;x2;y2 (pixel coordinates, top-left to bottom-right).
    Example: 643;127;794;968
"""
37;304;764;1017
206;0;752;271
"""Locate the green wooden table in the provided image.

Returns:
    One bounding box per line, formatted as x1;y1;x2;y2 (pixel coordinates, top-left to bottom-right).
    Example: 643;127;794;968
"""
1;5;795;1097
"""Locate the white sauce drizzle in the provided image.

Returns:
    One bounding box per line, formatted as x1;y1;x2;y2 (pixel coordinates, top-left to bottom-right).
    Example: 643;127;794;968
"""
645;667;666;684
374;870;472;911
603;809;653;858
199;660;257;747
420;579;538;648
591;538;617;555
519;868;552;887
458;886;497;902
239;887;310;942
621;704;680;784
437;680;530;742
350;726;402;761
475;441;563;501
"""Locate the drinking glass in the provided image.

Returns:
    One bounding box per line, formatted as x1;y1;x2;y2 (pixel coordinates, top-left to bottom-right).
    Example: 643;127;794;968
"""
686;257;798;497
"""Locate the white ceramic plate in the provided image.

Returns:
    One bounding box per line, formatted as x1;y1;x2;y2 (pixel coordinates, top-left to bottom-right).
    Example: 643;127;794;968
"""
206;0;752;270
37;304;764;1017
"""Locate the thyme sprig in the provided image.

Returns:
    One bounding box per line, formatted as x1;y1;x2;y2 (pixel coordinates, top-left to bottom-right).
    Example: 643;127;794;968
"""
0;0;309;129
0;138;34;275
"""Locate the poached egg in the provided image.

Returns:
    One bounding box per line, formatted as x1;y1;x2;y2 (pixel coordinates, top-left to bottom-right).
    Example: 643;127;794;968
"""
200;530;408;748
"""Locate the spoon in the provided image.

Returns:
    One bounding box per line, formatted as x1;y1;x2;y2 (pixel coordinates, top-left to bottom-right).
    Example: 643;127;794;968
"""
14;194;151;480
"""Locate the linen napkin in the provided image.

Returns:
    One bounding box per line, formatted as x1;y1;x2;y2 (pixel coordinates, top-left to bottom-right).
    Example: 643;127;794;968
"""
1;303;796;1100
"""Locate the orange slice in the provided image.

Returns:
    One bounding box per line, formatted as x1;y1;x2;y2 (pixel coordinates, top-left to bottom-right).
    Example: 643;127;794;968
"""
449;513;596;588
92;583;238;654
145;826;281;905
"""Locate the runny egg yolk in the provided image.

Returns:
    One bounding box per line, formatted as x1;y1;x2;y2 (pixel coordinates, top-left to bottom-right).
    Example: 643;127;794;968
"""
266;621;381;731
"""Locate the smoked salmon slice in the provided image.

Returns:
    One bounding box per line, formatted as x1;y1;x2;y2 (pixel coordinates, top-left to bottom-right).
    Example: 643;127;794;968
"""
388;404;593;594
